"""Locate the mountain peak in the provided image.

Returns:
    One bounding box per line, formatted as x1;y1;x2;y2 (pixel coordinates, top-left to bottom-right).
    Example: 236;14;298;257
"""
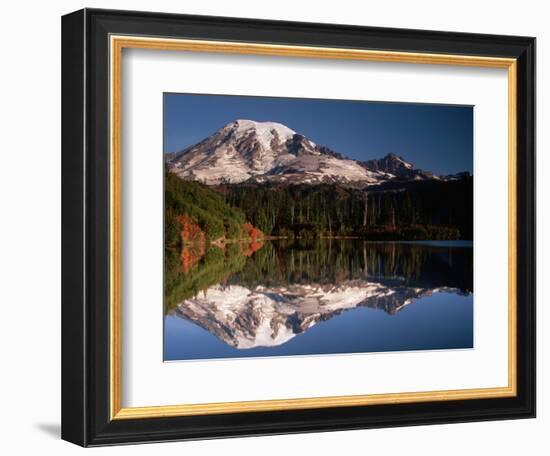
228;119;296;142
168;119;303;183
360;153;415;176
385;153;412;166
232;119;289;128
385;152;404;160
166;119;466;186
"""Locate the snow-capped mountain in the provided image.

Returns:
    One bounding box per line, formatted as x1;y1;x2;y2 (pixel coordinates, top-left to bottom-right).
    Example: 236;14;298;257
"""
171;281;465;349
166;119;468;186
168;120;298;183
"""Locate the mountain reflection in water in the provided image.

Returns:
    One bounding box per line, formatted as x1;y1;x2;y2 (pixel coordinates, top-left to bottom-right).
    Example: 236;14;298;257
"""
164;239;473;360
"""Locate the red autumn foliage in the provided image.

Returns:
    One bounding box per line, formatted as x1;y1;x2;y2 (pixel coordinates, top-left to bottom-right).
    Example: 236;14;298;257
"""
243;222;263;239
180;246;205;273
243;240;264;257
174;216;264;271
176;215;206;245
176;215;207;273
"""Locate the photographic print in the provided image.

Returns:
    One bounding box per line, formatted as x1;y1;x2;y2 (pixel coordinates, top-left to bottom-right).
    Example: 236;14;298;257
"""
62;11;535;444
163;94;473;362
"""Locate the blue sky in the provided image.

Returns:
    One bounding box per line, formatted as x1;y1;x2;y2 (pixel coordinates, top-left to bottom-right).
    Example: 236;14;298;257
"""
164;93;473;175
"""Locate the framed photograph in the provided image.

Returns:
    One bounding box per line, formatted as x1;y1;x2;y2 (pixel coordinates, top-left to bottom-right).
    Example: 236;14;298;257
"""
61;8;535;446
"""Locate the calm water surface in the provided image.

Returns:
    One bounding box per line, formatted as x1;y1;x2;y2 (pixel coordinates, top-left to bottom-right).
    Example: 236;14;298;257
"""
164;239;473;361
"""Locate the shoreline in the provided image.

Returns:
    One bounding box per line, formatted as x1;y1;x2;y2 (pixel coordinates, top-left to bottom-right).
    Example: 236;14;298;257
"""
181;236;473;248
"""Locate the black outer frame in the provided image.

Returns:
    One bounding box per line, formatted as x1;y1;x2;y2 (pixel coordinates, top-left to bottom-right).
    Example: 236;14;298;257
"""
61;8;536;447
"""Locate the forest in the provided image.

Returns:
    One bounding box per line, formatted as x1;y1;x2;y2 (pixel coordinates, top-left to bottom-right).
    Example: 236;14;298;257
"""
165;170;247;249
166;168;473;248
219;178;473;240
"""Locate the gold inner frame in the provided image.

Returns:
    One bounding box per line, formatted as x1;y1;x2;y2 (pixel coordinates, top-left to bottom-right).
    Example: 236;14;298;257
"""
109;35;518;420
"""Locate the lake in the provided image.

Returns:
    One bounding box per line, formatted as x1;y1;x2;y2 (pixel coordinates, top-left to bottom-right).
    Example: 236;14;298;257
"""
164;239;473;361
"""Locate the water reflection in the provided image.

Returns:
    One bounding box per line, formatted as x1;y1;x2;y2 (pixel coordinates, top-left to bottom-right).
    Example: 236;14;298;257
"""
164;240;473;359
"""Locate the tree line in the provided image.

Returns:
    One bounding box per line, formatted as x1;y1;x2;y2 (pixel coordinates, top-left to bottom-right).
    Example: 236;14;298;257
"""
165;169;246;248
221;178;473;240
